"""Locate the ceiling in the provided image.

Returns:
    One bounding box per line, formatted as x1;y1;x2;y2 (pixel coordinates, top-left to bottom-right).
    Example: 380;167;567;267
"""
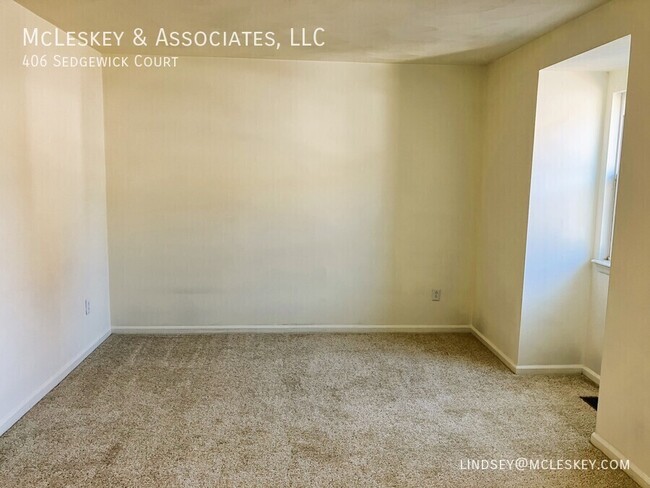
16;0;610;64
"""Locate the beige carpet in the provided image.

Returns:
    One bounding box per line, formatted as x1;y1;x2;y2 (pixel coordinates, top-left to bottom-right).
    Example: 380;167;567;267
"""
0;333;636;487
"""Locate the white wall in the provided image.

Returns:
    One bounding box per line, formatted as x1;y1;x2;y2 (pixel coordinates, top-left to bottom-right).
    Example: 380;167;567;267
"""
475;0;650;481
585;267;609;375
584;68;629;377
0;0;111;434
103;59;484;328
519;70;607;366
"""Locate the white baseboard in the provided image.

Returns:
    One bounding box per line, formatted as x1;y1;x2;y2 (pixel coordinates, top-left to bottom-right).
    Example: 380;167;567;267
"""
468;326;601;384
581;366;601;385
591;432;650;488
111;324;473;334
513;364;601;383
0;330;111;437
469;326;517;373
515;364;584;375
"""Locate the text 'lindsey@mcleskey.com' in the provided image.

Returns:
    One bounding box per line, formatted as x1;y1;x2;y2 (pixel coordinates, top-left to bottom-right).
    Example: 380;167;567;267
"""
459;458;630;471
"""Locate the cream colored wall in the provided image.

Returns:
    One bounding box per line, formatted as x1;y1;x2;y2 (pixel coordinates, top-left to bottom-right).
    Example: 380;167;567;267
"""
474;53;536;363
519;70;607;366
103;59;484;328
0;0;111;433
475;0;650;479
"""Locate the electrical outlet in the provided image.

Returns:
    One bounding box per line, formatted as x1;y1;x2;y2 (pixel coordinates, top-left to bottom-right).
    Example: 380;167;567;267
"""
431;289;442;301
84;299;90;316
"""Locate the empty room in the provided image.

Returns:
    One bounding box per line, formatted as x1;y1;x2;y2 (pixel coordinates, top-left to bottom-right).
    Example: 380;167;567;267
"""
1;0;649;486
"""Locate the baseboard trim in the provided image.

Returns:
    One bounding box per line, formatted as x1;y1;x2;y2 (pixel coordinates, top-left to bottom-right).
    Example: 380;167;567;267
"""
581;366;601;385
111;324;473;334
469;326;517;373
468;327;602;383
515;364;601;384
591;432;650;488
0;330;111;437
516;364;584;375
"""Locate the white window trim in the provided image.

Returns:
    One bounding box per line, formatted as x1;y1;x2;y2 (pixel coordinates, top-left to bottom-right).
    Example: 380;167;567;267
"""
593;89;626;268
591;258;611;275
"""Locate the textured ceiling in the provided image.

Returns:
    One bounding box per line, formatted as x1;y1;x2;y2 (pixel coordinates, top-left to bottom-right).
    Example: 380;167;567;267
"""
16;0;610;64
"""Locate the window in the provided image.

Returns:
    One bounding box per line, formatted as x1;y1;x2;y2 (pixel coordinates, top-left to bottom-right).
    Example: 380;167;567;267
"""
597;90;626;263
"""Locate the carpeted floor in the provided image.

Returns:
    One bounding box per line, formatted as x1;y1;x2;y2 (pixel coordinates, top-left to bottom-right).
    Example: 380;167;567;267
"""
0;334;636;487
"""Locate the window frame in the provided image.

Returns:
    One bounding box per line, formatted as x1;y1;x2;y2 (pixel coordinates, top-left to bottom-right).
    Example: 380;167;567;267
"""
596;90;626;264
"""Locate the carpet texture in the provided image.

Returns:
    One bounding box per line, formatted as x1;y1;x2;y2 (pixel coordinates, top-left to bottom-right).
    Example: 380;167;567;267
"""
0;334;636;487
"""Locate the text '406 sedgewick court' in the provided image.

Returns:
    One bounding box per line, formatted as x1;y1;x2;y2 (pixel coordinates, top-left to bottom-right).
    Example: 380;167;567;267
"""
22;54;180;68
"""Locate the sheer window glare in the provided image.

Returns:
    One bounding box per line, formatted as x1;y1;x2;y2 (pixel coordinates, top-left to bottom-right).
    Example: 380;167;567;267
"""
599;90;626;262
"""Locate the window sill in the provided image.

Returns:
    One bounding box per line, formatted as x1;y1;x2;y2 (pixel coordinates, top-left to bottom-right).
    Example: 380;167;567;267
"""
591;259;611;275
